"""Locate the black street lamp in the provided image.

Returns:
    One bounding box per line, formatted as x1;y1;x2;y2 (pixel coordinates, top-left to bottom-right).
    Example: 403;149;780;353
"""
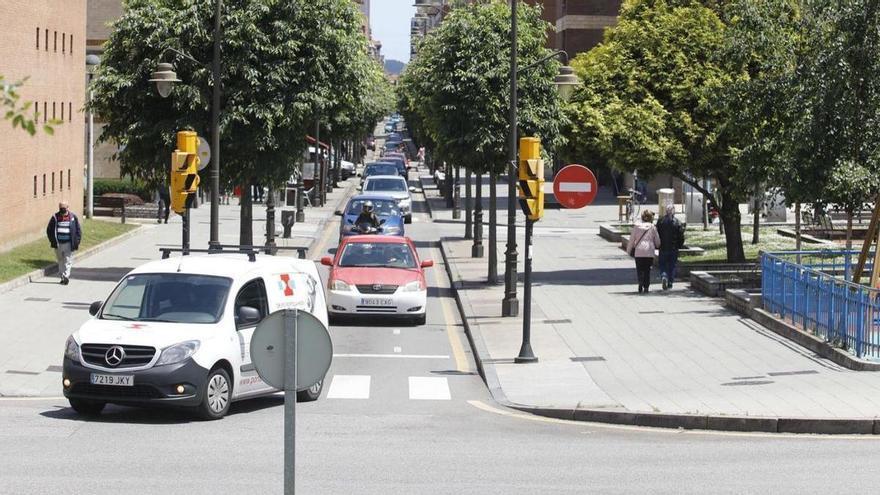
149;0;223;251
502;0;581;319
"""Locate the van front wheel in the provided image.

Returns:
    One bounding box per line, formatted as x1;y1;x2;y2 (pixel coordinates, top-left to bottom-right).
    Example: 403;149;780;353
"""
197;368;231;420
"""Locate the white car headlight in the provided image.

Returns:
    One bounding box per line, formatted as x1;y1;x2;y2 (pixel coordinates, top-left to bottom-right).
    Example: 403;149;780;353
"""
402;280;424;292
156;340;200;366
64;336;79;361
398;198;411;207
331;279;352;291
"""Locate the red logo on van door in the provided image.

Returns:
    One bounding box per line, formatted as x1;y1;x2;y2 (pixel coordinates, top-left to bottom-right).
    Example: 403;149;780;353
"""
279;274;294;297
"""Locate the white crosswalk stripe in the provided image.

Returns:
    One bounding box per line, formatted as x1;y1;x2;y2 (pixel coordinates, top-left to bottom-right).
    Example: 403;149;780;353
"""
326;375;371;399
408;376;451;400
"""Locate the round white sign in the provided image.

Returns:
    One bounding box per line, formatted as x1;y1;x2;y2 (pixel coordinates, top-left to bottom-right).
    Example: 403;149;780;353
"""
250;309;333;391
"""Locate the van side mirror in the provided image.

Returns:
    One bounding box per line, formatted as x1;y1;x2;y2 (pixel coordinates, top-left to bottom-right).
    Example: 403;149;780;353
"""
89;301;102;316
237;306;261;326
320;256;333;267
421;260;434;268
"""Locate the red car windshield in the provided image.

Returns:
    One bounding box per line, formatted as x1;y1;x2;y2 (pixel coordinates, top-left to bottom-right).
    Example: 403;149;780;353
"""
339;242;417;269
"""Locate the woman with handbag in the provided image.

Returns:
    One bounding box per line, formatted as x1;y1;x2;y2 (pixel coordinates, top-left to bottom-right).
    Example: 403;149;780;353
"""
627;210;662;293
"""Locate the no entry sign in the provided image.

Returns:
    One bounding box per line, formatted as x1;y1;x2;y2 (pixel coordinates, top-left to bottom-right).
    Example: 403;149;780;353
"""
553;164;598;209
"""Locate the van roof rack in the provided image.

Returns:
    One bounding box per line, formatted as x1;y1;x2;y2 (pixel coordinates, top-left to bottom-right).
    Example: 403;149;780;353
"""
159;244;308;262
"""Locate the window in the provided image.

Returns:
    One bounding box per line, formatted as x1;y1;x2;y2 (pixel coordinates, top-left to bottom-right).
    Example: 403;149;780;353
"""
42;174;46;196
68;102;72;122
70;34;73;52
33;176;37;198
234;278;269;329
100;273;232;323
62;32;65;53
53;31;57;52
42;102;46;123
36;28;39;49
52;102;56;120
33;101;38;121
60;102;64;121
44;29;48;51
51;172;55;193
67;168;71;189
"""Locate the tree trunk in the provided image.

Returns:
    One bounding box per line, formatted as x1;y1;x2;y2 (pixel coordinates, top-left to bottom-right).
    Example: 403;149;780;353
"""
795;202;802;252
752;186;761;245
239;183;253;247
473;172;484;258
488;173;498;284
465;169;473;240
719;187;745;262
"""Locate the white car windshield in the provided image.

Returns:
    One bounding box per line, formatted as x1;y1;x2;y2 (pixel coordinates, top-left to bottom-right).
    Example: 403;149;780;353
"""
365;178;407;192
346;199;400;216
101;273;232;324
339;243;417;269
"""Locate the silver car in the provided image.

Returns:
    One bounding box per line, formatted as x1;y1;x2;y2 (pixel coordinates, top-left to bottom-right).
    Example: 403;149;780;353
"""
361;175;414;224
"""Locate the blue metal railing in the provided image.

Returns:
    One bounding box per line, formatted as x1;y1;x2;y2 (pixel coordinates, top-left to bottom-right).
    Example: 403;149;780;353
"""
762;251;880;360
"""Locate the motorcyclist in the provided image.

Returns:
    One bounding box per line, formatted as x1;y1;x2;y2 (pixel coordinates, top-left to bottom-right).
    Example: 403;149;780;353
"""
354;201;381;233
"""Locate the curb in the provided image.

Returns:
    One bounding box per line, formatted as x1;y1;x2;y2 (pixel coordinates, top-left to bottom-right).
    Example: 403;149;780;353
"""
417;173;436;220
0;224;146;295
438;237;880;435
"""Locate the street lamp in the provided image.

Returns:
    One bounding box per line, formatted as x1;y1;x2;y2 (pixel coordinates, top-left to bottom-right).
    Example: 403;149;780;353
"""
149;0;223;251
85;54;100;219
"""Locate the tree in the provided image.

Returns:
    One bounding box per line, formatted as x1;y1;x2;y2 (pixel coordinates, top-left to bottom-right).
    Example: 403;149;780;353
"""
399;1;562;280
91;0;371;244
3;75;59;135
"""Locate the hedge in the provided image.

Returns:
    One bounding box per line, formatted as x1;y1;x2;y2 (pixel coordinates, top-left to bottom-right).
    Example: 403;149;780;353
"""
91;179;154;201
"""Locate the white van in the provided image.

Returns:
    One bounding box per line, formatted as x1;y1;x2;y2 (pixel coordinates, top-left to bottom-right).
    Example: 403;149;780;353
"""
61;252;328;420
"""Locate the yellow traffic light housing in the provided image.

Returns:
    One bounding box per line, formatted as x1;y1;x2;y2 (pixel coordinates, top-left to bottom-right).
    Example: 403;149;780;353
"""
169;131;201;215
517;137;544;221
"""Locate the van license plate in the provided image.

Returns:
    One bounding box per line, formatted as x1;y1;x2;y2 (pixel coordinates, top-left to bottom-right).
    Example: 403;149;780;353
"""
90;374;133;386
360;298;393;306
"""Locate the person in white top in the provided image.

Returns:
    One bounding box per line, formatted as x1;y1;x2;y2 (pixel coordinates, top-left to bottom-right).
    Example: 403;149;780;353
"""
626;209;662;293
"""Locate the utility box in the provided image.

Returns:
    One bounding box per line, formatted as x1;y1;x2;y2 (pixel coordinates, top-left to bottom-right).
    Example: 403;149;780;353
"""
657;188;675;214
685;191;705;224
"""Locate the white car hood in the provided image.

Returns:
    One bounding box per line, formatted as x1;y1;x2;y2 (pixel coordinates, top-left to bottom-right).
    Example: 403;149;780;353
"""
73;318;222;349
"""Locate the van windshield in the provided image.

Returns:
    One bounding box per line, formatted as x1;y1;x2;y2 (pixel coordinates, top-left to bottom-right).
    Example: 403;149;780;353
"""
100;273;232;324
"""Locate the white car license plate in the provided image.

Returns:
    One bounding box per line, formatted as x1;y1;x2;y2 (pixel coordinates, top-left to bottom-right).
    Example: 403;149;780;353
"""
361;298;393;306
90;373;133;386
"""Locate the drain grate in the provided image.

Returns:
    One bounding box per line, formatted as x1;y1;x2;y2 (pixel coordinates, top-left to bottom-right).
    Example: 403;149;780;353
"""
638;310;664;315
543;319;572;324
570;356;606;362
24;297;50;302
731;375;765;380
430;370;478;376
5;370;39;375
721;380;774;386
45;365;63;373
767;370;819;377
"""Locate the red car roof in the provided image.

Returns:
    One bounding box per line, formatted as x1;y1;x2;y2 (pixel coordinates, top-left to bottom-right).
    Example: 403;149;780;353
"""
342;235;411;244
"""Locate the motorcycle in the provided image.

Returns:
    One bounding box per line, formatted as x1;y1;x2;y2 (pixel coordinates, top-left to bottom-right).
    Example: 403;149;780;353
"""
352;218;386;235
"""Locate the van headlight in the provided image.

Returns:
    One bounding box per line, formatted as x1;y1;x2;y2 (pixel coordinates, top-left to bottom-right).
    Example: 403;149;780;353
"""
402;280;424;292
398;198;411;208
156;340;200;366
64;336;80;361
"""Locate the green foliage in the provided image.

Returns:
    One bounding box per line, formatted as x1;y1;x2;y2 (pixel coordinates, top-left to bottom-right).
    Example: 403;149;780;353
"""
2;75;61;135
91;0;378;189
398;1;562;173
92;178;155;201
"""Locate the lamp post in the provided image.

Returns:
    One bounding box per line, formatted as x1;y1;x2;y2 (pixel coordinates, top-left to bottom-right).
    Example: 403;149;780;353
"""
149;0;223;251
85;54;100;219
503;0;581;318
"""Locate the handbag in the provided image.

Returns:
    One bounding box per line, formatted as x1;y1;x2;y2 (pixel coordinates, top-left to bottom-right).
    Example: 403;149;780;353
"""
629;228;649;257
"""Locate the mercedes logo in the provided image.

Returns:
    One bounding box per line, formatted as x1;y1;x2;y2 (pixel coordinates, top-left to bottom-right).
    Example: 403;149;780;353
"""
373;284;383;291
104;346;126;367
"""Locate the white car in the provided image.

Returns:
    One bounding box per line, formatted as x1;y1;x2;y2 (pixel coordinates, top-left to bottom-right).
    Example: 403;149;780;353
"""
362;175;414;223
62;253;329;420
340;160;356;180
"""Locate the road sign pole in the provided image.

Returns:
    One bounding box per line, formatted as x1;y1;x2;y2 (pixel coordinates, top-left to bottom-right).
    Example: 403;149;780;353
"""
182;208;190;255
515;218;537;363
284;310;297;495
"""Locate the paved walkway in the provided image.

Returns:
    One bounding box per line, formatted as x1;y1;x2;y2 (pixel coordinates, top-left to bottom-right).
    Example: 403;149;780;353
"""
421;171;880;433
0;179;356;397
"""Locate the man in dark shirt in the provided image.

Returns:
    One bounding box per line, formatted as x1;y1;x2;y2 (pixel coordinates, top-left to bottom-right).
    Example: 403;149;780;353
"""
46;201;82;285
656;204;685;290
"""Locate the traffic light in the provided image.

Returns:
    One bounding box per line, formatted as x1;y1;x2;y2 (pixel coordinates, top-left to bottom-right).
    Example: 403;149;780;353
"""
517;137;544;221
169;130;201;215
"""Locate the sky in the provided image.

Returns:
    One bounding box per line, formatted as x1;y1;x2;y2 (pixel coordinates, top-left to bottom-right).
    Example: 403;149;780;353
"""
370;0;417;63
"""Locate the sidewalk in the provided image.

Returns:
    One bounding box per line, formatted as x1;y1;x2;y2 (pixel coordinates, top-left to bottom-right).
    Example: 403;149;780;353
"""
421;172;880;434
0;179;356;397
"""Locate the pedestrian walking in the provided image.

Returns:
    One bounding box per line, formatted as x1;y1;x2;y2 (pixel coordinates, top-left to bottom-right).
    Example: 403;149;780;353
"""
46;201;82;285
656;204;685;290
156;183;170;224
627;209;661;294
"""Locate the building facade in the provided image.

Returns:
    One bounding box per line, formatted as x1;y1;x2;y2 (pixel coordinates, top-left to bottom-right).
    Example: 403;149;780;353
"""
85;0;123;179
553;0;619;56
0;1;87;249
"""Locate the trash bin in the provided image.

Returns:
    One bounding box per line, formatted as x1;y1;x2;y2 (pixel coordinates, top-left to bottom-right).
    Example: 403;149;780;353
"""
281;210;296;238
657;188;675;214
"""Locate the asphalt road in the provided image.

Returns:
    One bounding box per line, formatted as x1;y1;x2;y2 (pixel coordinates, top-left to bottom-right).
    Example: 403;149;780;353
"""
2;170;880;494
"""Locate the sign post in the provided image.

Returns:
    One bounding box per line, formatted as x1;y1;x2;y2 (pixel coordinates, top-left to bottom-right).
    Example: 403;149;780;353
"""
250;309;333;495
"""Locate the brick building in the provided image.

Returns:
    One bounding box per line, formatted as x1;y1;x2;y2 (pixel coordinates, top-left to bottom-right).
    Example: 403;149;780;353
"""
0;1;87;249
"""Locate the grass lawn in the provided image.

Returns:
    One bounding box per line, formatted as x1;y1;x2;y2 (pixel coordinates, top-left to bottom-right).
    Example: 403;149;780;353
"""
0;219;138;283
685;225;806;262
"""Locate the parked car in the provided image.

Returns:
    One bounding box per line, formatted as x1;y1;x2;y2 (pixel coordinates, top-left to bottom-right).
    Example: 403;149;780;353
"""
366;136;375;151
360;162;400;186
322;236;433;325
62;252;329;419
362;175;413;223
336;194;405;242
340;160;356;180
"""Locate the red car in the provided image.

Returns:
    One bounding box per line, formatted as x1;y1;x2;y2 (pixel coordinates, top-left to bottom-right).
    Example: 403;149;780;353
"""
322;235;433;325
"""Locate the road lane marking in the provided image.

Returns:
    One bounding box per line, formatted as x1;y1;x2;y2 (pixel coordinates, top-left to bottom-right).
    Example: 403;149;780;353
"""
409;377;451;400
326;375;371;399
430;247;469;372
333;353;449;359
394;346;402;353
393;329;401;335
